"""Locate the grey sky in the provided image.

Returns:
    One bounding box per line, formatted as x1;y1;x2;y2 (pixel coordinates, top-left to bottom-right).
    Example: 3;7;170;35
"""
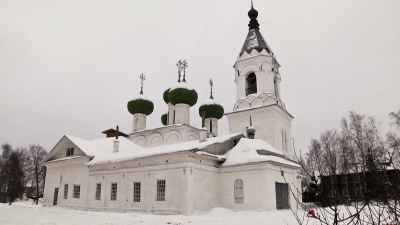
1;0;399;155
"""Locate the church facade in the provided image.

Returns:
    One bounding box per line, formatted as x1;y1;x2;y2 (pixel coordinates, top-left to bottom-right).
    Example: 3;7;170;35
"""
42;5;302;215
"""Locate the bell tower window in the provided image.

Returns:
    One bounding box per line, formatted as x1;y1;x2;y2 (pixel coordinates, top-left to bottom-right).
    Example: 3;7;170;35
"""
245;73;257;96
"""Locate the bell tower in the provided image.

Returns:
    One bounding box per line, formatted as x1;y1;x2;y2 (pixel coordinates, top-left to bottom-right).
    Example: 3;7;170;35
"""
225;4;294;158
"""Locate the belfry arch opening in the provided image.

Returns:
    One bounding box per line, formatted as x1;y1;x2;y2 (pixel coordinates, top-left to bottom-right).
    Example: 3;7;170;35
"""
245;72;257;96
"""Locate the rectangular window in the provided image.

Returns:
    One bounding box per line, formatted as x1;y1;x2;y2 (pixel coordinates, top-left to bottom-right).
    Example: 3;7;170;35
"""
95;183;101;201
341;177;347;184
156;180;166;201
111;183;117;201
73;185;80;199
63;184;68;199
342;189;348;196
281;130;285;151
67;148;74;156
133;182;141;202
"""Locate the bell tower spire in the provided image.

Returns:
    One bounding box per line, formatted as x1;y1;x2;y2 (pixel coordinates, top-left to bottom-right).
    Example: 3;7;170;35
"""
226;4;294;159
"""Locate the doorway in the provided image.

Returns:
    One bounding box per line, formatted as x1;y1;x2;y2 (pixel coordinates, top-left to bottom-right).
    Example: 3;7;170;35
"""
53;188;59;205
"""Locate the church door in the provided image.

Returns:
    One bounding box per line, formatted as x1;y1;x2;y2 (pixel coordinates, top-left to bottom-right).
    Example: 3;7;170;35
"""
53;188;59;205
275;183;289;210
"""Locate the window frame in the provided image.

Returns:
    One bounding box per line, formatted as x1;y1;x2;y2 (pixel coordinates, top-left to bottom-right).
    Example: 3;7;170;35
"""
355;187;362;196
342;189;348;196
67;147;74;156
73;185;80;199
234;179;244;204
111;183;117;201
63;184;68;199
156;180;166;202
95;183;101;201
133;182;141;203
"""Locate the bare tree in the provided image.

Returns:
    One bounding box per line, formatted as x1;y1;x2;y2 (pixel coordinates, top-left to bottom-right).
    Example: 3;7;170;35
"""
292;111;400;225
27;144;47;203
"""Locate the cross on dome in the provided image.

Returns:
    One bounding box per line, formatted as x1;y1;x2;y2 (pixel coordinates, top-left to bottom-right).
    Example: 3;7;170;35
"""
182;60;188;82
176;60;182;82
139;73;146;94
209;78;214;99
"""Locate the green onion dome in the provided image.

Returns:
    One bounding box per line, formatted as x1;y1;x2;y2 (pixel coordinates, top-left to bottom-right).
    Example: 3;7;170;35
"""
198;97;224;119
168;82;198;106
127;93;154;115
163;88;170;104
161;113;168;126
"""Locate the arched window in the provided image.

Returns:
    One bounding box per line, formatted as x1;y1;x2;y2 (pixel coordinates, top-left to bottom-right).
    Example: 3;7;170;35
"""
234;179;244;204
245;73;257;96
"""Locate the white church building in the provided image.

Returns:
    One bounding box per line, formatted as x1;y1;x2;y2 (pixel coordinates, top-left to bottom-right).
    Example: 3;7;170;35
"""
42;4;302;215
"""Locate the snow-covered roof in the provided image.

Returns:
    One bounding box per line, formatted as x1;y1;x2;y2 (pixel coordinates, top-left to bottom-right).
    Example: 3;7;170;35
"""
66;135;141;157
222;138;300;167
85;133;241;165
131;93;151;101
170;81;194;91
201;98;221;106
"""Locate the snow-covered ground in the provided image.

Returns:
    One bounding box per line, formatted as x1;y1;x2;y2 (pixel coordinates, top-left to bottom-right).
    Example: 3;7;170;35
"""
0;201;304;225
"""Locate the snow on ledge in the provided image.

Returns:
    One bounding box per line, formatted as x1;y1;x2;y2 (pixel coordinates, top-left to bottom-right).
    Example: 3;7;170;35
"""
222;138;300;167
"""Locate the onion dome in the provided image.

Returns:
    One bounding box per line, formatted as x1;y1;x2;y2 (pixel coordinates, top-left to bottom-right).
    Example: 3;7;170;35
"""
163;88;170;104
247;126;256;135
127;93;154;115
248;5;258;19
198;97;224;119
168;82;198;106
248;4;259;30
161;113;167;126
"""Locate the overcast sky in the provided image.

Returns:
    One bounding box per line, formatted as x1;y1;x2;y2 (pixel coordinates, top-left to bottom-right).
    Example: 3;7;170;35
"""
1;0;399;155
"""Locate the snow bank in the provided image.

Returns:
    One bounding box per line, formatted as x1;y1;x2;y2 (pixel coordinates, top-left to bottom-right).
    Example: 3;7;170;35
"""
208;207;235;217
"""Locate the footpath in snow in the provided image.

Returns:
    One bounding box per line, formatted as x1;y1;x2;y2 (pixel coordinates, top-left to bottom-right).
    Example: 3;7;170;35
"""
0;201;303;225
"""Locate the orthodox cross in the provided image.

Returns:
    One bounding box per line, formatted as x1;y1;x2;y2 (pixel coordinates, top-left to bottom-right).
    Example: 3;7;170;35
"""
182;60;188;82
176;60;182;82
139;73;145;94
209;78;214;99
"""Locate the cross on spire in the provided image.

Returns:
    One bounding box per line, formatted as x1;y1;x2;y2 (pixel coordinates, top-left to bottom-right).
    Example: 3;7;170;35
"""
209;78;214;99
139;73;145;94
